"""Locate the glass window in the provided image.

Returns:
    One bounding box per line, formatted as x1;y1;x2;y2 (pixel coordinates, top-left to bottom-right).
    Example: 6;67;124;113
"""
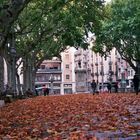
40;65;45;69
66;64;69;68
130;70;133;76
66;75;70;79
128;70;130;77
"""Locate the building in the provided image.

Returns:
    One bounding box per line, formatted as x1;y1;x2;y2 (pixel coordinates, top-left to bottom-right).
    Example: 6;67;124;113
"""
35;46;135;94
74;48;91;92
61;47;76;94
35;58;62;94
35;47;76;95
74;47;134;92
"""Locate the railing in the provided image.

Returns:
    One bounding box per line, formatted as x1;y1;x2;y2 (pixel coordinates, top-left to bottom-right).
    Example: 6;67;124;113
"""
37;68;62;73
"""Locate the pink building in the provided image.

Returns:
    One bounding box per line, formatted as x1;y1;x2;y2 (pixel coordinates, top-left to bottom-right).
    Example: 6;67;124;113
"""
61;47;76;94
35;58;62;94
74;48;91;92
74;47;133;92
35;47;135;94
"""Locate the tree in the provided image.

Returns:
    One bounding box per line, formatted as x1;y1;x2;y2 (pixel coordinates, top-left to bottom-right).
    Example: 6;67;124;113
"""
95;0;140;74
0;56;4;95
0;0;104;95
13;0;104;92
0;0;31;48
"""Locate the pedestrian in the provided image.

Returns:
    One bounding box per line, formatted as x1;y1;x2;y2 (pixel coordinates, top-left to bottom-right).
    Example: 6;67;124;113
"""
43;86;49;96
99;84;102;93
25;88;33;97
35;89;39;96
91;80;97;95
35;86;39;96
133;74;139;95
107;82;112;93
114;82;118;93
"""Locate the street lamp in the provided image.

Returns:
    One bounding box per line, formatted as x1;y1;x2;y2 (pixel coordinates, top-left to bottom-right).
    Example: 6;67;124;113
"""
108;56;113;83
95;60;99;92
95;62;99;84
100;57;104;91
10;47;16;97
115;61;118;81
49;74;54;94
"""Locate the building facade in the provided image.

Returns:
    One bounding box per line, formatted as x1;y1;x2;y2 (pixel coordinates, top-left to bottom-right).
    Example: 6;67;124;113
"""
74;48;91;92
74;47;134;92
35;58;62;94
35;47;135;94
61;47;76;94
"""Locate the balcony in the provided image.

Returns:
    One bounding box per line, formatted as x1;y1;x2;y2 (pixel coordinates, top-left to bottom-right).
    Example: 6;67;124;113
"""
75;68;86;73
108;61;113;65
37;68;62;73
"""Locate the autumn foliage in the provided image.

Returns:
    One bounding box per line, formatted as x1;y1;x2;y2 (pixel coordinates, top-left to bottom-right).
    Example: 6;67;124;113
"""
0;93;140;139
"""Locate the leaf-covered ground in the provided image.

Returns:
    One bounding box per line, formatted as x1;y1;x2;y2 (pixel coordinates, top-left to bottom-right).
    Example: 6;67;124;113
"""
0;93;140;140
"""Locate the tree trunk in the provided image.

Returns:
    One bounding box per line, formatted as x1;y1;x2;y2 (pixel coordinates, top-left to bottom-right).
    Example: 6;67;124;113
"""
16;72;22;96
23;57;32;92
0;0;31;48
0;56;4;94
23;58;28;93
32;69;37;92
7;61;12;87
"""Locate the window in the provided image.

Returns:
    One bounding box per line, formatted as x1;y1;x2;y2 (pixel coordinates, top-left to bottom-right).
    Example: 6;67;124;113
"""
130;70;133;76
40;65;45;69
64;84;72;87
78;61;81;68
128;70;130;77
66;64;69;69
66;75;70;79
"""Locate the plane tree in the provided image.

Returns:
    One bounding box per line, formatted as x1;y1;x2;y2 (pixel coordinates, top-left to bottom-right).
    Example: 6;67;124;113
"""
95;0;140;74
2;0;104;94
0;0;31;49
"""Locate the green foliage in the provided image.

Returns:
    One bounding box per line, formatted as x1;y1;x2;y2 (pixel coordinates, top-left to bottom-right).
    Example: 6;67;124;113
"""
95;0;140;70
14;0;104;67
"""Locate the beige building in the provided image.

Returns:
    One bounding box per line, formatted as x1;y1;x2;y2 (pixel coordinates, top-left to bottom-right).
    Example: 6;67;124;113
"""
74;48;91;92
35;47;135;94
35;58;62;94
61;47;76;94
74;47;134;92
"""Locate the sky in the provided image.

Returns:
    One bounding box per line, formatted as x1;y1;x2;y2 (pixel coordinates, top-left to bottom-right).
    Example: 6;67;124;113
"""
105;0;111;3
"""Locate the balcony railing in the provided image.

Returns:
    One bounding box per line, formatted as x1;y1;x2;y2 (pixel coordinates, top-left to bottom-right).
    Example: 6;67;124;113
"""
37;68;62;73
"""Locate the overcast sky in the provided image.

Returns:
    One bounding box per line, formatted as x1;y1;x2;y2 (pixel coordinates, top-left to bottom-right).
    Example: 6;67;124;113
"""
105;0;111;3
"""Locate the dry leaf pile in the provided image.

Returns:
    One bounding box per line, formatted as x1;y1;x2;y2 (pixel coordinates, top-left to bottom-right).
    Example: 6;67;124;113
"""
0;93;140;139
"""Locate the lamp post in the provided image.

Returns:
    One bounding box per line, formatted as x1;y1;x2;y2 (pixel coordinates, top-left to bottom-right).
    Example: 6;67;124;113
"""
101;57;104;91
10;47;16;96
115;61;118;81
108;56;113;83
120;66;126;92
95;54;99;84
49;74;54;94
95;59;99;91
91;53;94;79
